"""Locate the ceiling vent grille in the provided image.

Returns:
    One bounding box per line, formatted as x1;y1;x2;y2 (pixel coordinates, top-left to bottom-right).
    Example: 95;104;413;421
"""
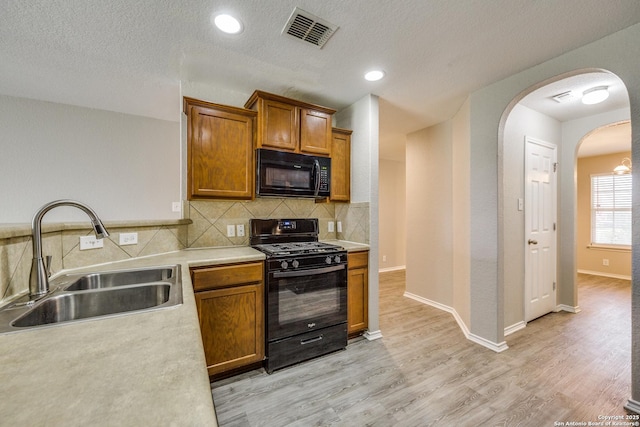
282;7;338;48
551;90;576;103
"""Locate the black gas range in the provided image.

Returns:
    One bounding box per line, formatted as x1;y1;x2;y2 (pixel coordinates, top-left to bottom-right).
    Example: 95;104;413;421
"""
250;218;348;373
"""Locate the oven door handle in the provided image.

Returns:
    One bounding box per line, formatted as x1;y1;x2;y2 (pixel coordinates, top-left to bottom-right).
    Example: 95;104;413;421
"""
273;264;345;278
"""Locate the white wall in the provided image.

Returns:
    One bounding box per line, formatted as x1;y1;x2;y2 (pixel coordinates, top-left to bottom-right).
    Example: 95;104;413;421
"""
335;94;381;337
406;121;454;306
405;100;471;327
378;158;406;271
0;95;180;223
452;99;471;327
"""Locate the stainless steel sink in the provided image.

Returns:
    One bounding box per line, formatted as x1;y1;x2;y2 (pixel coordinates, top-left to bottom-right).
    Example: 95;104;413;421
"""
0;265;182;333
64;267;175;291
12;284;172;328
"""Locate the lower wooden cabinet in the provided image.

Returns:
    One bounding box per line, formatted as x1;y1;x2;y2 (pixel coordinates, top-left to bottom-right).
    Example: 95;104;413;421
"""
347;251;369;337
191;262;264;377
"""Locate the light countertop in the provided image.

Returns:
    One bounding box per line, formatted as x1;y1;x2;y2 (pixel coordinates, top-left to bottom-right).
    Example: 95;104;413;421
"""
0;241;367;426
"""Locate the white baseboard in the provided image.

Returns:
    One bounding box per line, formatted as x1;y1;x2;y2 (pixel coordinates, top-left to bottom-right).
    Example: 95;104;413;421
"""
556;304;581;314
403;291;509;353
504;321;526;336
577;269;631;281
625;398;640;415
364;330;383;341
379;266;406;273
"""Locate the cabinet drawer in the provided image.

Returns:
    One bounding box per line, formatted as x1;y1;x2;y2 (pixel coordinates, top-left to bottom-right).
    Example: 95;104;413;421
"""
191;262;263;291
348;251;368;269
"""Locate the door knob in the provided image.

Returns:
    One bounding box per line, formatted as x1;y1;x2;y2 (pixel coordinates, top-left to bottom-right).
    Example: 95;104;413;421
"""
528;239;538;245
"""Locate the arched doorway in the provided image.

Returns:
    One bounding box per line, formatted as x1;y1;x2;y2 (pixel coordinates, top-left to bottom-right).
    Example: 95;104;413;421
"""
500;70;630;335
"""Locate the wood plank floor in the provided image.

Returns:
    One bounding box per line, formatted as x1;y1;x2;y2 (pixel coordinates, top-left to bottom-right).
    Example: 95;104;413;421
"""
211;271;632;426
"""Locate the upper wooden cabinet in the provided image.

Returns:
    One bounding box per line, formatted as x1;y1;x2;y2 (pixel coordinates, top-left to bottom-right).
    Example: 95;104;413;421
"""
245;90;335;156
330;128;352;202
184;97;256;200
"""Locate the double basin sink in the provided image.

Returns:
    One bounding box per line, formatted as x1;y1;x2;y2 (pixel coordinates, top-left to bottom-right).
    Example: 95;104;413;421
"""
0;265;183;333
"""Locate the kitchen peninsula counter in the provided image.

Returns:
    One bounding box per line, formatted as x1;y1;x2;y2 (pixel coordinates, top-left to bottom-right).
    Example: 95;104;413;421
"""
0;246;264;427
0;241;367;426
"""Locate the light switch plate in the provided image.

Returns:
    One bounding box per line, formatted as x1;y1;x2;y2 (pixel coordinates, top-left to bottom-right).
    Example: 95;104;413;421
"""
337;221;342;233
328;221;335;232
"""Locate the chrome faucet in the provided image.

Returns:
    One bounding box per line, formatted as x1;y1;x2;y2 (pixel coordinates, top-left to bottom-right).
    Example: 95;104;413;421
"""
29;200;109;298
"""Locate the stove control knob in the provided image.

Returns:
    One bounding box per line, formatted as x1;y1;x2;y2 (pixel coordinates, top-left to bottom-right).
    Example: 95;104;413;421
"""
280;260;288;270
334;255;341;263
325;256;332;265
292;259;299;268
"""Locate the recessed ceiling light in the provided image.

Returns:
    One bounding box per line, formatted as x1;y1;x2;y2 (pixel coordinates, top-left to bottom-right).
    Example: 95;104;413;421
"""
582;86;609;105
364;70;385;82
213;14;243;34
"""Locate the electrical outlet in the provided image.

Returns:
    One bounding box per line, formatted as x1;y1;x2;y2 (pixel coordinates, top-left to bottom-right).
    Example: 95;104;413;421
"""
337;221;342;233
603;258;609;266
172;202;181;213
328;221;335;232
119;232;138;246
236;224;245;237
79;235;104;250
227;224;236;237
382;255;387;262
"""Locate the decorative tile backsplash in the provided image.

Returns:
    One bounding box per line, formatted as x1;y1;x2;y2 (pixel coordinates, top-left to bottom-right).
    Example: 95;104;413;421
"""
0;199;369;305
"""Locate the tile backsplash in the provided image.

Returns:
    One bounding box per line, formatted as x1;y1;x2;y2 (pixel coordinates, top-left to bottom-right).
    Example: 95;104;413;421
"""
0;199;369;304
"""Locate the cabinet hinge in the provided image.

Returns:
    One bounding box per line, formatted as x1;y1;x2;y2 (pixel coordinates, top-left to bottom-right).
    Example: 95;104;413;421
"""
553;222;556;231
553;162;558;172
553;282;556;291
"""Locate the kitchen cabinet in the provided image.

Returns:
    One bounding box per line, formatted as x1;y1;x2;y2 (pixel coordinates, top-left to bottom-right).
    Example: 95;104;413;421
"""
191;261;264;377
330;128;352;202
245;90;335;156
347;250;369;337
184;97;256;200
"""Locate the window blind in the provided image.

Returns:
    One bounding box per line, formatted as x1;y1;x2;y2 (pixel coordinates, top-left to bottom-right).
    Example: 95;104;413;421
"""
591;173;632;246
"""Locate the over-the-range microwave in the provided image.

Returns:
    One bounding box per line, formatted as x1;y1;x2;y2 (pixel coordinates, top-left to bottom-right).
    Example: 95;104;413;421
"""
256;149;331;198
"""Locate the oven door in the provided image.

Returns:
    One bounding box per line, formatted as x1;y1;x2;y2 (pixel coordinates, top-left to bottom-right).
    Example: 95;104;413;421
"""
267;263;347;342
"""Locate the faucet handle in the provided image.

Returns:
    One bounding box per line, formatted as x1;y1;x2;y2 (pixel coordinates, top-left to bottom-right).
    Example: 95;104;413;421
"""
44;255;52;278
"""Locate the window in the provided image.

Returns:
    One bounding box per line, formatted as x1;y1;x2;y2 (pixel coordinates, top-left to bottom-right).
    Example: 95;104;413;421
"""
591;173;632;246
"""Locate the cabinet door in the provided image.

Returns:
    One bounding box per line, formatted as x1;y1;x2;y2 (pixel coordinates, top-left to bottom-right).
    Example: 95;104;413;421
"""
195;283;264;376
330;129;351;202
348;251;369;336
300;108;332;156
258;99;298;151
187;103;254;199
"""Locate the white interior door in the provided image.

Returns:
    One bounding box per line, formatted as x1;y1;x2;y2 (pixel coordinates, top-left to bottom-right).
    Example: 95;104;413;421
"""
524;136;557;322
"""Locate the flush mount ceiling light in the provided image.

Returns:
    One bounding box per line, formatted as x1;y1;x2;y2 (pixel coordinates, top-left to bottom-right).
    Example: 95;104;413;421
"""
614;157;632;174
213;13;243;34
582;86;609;105
364;70;385;82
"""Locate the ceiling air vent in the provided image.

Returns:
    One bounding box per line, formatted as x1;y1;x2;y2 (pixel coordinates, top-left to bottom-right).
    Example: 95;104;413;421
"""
282;7;338;49
551;90;576;103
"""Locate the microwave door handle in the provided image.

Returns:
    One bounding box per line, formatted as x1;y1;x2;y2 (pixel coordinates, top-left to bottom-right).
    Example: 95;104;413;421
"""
313;159;321;197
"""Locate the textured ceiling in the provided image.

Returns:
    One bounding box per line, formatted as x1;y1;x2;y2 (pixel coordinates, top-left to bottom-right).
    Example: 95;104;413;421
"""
1;1;639;161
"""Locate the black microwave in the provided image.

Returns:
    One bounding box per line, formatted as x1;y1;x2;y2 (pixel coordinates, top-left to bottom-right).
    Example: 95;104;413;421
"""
256;149;331;198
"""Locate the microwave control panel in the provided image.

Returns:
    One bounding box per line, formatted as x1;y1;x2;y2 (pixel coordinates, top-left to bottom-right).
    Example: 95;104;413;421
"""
319;165;329;191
